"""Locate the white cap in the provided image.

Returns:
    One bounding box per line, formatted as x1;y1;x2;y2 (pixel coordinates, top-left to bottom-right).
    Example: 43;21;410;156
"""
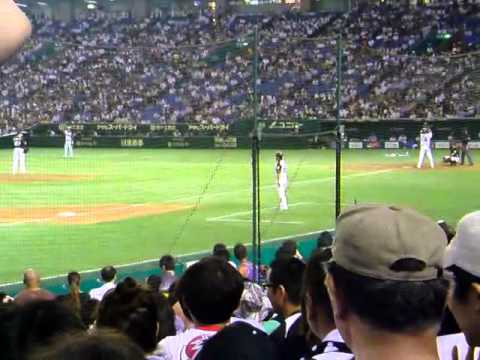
444;211;480;278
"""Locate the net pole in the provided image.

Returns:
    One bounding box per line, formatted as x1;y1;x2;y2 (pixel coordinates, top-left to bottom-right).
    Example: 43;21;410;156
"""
251;25;261;283
335;35;343;219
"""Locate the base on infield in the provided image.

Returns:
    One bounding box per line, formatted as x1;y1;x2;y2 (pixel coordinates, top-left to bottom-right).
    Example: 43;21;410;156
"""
0;203;192;225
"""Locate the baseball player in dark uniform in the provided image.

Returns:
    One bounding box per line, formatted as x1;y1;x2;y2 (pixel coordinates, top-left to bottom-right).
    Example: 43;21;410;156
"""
460;128;474;166
443;142;461;166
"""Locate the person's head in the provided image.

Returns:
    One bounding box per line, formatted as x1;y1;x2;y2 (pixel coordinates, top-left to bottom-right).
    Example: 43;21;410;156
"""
233;243;248;262
96;277;162;353
213;243;231;262
23;268;40;289
444;211;480;346
317;231;333;248
196;322;279;360
303;248;335;339
176;256;244;326
159;255;175;271
62;271;82;317
31;330;145;360
12;300;84;360
145;275;162;293
274;240;298;261
267;257;305;317
275;152;283;161
326;205;449;350
67;272;81;287
100;266;116;283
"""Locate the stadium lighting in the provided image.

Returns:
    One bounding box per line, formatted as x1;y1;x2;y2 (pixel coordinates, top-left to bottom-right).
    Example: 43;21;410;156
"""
87;3;97;9
37;1;48;6
15;2;28;7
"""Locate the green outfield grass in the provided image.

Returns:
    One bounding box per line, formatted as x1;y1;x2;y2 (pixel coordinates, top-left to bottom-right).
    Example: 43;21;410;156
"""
0;148;478;283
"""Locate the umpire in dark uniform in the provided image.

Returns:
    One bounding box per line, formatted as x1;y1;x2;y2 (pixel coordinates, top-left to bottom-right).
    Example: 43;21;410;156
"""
460;128;474;166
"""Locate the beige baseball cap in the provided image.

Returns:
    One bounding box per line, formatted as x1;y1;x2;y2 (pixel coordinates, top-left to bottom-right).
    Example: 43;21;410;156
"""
444;211;480;278
332;204;447;281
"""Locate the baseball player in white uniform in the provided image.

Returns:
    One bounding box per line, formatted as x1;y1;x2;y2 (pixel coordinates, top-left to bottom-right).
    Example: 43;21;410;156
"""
417;124;434;169
12;132;26;175
64;127;74;158
275;152;288;210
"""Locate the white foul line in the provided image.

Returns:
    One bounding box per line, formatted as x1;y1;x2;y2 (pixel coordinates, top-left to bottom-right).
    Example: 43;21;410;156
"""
0;229;332;288
206;202;314;224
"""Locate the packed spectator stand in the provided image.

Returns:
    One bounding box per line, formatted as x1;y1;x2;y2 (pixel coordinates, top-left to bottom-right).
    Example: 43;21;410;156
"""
1;1;480;134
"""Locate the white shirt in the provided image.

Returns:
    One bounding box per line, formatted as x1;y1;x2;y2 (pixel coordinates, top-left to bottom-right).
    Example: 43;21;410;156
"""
13;135;22;147
437;333;479;360
302;329;353;360
276;159;288;186
65;130;73;144
89;281;116;301
420;130;432;148
155;327;219;360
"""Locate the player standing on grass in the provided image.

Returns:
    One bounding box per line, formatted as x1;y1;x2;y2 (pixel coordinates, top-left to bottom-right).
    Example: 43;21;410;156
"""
275;152;288;210
64;126;74;158
12;132;28;175
417;123;435;169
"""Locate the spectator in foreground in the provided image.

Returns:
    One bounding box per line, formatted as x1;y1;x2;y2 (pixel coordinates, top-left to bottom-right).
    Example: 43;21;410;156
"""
304;248;352;359
31;330;145;360
89;266;117;301
11;300;84;360
57;271;90;321
96;277;175;356
267;258;305;341
155;256;244;360
0;0;31;64
212;243;237;269
14;269;55;306
325;205;449;360
196;321;280;360
234;243;254;281
444;211;480;351
159;255;177;292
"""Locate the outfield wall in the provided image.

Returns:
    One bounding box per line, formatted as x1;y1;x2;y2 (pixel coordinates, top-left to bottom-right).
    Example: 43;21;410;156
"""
2;119;480;149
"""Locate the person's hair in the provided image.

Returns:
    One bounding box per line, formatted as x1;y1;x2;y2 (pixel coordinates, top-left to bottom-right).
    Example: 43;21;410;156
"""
269;258;305;306
159;255;175;271
146;275;162;293
448;265;480;302
213;244;231;262
100;266;116;283
30;330;145;360
437;221;456;243
96;277;161;353
65;272;81;316
303;248;334;323
80;299;99;328
12;301;84;360
233;243;248;261
317;231;334;248
153;293;176;341
327;262;449;332
176;256;244;325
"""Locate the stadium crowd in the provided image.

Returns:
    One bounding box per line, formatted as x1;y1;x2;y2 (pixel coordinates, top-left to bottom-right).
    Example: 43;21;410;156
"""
1;206;480;360
1;1;480;133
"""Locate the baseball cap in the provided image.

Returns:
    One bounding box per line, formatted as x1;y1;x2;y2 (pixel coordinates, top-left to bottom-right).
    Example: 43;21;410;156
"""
196;322;279;360
332;204;447;281
444;211;480;278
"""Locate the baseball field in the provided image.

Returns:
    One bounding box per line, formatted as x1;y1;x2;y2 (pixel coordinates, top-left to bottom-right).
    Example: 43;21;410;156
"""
0;147;478;284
